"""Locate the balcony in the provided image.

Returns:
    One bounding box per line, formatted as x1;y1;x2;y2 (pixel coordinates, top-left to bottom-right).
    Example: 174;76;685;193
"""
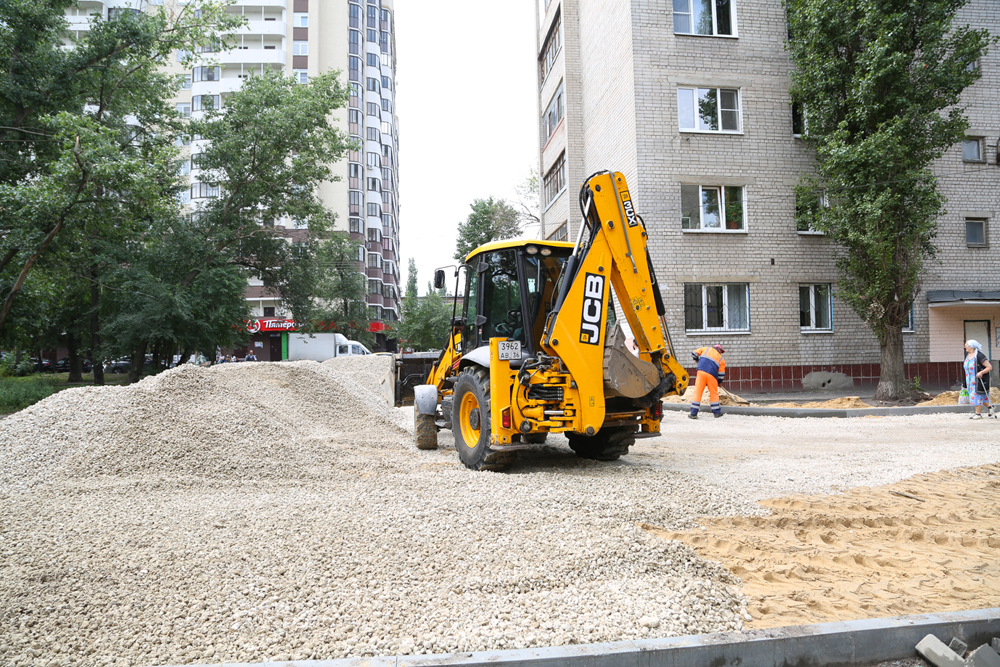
216;48;286;66
241;20;287;37
66;15;93;31
245;0;286;6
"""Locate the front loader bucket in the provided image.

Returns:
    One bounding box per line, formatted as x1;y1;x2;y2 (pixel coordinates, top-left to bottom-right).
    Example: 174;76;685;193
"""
603;325;660;399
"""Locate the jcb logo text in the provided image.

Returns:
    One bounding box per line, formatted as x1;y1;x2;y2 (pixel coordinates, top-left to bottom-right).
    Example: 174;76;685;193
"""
579;273;605;345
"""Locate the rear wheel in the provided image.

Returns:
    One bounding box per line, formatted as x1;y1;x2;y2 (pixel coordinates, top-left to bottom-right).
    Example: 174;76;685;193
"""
452;367;515;471
567;427;635;461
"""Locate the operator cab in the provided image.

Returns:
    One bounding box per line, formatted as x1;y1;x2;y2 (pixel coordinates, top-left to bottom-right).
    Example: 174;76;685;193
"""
448;240;574;360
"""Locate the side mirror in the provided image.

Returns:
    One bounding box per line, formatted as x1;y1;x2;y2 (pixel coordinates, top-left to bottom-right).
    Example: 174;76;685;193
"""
433;269;446;290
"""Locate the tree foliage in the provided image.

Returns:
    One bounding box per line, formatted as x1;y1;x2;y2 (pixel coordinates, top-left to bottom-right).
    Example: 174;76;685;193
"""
307;233;373;349
454;197;522;261
398;279;452;352
786;0;993;399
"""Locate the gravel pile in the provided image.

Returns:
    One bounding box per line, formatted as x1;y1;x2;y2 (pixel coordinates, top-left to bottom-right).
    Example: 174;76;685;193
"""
0;357;755;667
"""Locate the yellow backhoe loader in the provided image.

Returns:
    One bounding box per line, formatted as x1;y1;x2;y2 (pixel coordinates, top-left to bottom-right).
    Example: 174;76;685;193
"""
403;170;689;471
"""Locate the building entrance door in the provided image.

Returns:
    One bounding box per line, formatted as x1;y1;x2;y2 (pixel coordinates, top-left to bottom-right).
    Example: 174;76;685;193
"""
269;334;282;361
964;320;991;359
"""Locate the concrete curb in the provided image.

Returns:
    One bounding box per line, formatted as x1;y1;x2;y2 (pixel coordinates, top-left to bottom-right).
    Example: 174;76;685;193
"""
662;401;973;418
156;608;1000;667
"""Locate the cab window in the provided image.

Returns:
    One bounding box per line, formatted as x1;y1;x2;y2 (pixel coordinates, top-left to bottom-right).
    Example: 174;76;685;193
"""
480;250;525;344
522;253;567;347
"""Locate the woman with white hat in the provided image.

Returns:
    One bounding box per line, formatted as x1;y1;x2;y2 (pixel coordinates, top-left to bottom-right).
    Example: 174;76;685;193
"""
963;340;993;419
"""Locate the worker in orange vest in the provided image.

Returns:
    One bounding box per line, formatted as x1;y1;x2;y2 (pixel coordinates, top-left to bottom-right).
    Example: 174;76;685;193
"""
689;345;726;419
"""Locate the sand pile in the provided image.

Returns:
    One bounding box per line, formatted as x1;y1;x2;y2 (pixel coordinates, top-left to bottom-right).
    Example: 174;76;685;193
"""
663;385;750;406
0;356;403;489
768;396;872;409
918;387;1000;406
646;462;1000;629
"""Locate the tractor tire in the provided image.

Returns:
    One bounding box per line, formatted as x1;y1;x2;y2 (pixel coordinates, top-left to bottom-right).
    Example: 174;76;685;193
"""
452;366;515;471
567;427;635;461
522;433;548;444
414;411;438;450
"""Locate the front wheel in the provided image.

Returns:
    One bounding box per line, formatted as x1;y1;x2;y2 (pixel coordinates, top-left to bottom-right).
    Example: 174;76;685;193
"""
452;367;514;471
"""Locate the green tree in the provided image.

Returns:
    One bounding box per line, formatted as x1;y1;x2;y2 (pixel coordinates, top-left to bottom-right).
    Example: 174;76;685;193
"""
398;282;452;352
787;0;993;400
308;233;373;349
405;257;418;299
454;197;521;261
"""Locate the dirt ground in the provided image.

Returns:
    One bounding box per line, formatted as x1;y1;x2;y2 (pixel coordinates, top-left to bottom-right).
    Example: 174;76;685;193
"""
644;464;1000;628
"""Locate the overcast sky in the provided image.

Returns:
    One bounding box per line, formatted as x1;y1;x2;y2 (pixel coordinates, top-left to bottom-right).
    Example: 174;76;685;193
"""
394;0;540;295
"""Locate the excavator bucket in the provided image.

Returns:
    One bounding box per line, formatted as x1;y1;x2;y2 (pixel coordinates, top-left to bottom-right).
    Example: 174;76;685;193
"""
603;325;660;398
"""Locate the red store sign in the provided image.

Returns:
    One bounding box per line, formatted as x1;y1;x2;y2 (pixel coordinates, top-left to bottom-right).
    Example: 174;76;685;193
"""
246;319;298;334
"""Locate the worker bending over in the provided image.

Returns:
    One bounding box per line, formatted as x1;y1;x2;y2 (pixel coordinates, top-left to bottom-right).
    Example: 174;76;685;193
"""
689;345;726;419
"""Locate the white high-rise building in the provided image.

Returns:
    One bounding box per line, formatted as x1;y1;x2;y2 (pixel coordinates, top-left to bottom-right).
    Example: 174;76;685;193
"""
65;0;402;354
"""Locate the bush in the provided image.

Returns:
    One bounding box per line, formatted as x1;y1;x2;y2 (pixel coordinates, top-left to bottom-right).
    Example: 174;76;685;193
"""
0;376;59;413
0;354;37;377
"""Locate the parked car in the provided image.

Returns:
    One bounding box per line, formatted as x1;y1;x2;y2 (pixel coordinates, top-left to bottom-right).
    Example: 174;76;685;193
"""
30;357;54;373
54;357;93;373
105;358;131;374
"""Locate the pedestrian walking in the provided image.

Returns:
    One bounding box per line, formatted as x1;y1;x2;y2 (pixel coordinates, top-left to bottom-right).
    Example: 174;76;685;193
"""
963;340;993;419
689;345;726;419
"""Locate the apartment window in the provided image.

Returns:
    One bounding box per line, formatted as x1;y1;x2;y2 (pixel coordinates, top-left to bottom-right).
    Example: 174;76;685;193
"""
350;217;365;234
367;177;380;191
357;245;366;262
799;284;832;331
192;95;220;112
962;138;984;162
177;49;191;61
902;305;915;333
178;160;191;176
792;102;804;137
382;214;393;230
381;9;391;28
177;190;190;204
176;103;191;118
381;76;391;90
348;109;360;135
293;41;308;56
367;152;381;168
349;56;361;82
367;203;381;217
385;260;395;276
381;98;392;113
349;191;362;216
369;305;383;320
544;83;565;139
548;223;569;242
191;182;219;199
674;0;735;36
367;102;381;117
176;134;191;147
349;29;361;54
381;32;390;53
369;279;380;294
293;69;308;84
681;185;744;231
179;74;192;90
543;152;566;206
192;66;220;82
367;127;380;142
966;218;988;247
367;77;379;93
368;252;382;269
383;284;394;299
684;283;749;332
349;4;361;28
795;190;826;233
293;12;308;27
539;11;562;84
367;53;379;68
367;29;378;43
367;5;377;27
367;227;382;243
678;87;741;132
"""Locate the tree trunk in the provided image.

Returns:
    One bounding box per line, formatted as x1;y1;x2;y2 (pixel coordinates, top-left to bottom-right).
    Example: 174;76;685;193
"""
90;271;105;386
874;325;906;401
67;330;83;383
126;341;147;385
150;341;161;374
178;349;192;366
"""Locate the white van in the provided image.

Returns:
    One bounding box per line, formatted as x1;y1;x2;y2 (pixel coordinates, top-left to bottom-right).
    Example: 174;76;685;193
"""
287;333;371;361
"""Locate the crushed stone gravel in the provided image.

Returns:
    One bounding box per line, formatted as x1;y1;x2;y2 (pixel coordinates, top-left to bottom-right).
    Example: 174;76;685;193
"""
0;357;753;667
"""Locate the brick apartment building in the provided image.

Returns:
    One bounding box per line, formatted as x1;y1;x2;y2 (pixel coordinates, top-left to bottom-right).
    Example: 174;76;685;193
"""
535;0;1000;391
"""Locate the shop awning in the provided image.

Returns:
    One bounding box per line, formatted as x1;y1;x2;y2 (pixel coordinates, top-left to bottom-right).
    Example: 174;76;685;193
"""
926;290;1000;307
